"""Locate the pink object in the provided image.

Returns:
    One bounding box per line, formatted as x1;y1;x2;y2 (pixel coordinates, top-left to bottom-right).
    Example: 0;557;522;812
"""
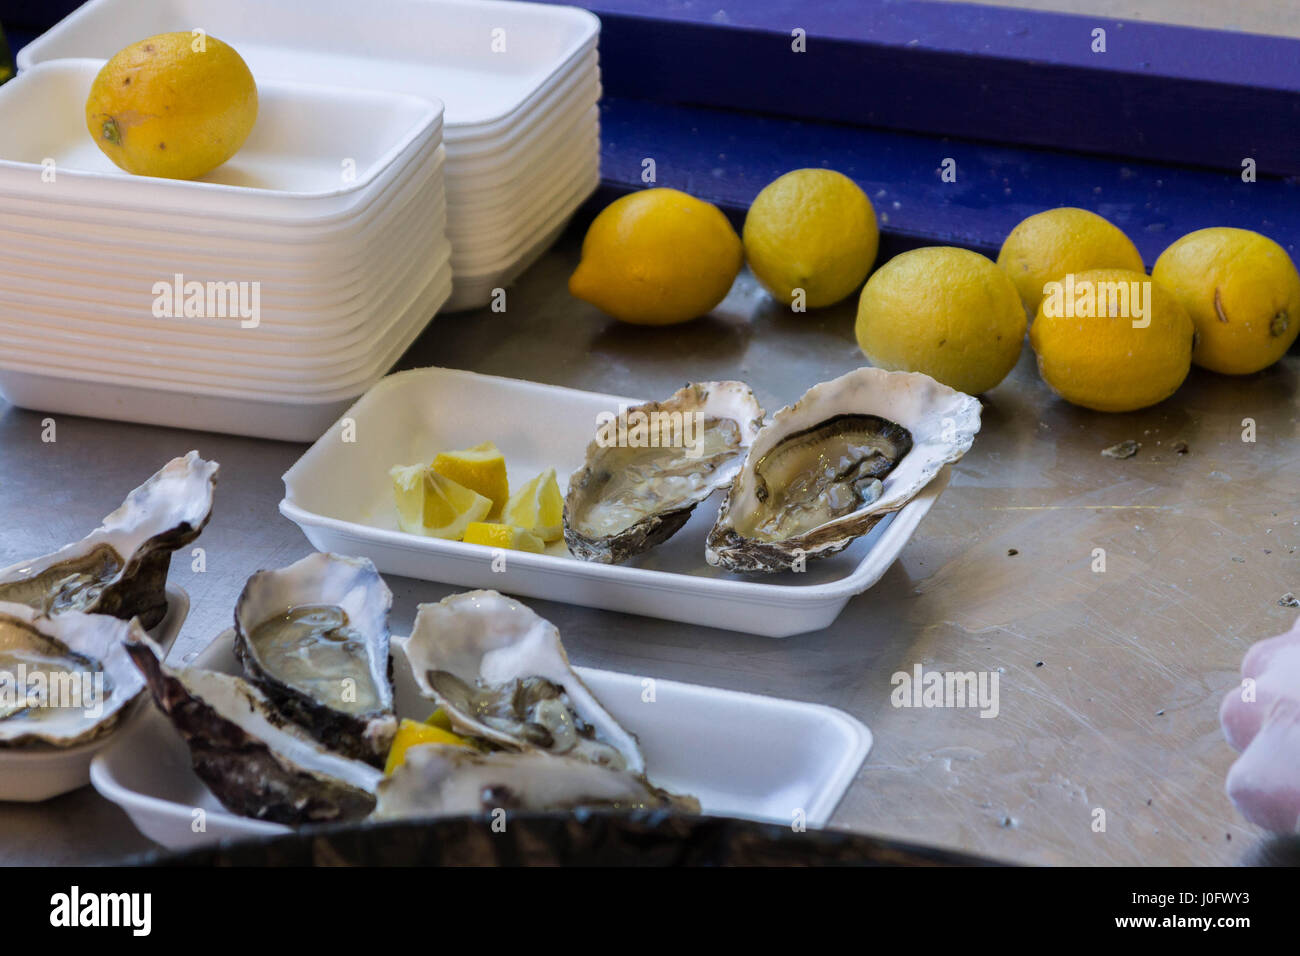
1221;616;1300;832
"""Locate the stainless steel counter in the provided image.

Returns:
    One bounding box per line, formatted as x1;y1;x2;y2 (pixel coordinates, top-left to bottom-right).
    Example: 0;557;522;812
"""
1;225;1296;865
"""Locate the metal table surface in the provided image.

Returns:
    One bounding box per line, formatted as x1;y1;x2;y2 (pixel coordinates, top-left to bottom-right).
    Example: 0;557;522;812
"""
1;224;1296;866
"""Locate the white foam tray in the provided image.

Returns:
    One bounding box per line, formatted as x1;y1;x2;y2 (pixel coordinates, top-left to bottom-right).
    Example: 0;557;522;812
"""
90;626;871;850
0;60;444;219
17;0;600;132
0;584;188;802
280;367;952;637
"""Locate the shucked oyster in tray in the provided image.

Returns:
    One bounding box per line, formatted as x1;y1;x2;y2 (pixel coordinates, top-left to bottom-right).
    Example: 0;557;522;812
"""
125;554;696;827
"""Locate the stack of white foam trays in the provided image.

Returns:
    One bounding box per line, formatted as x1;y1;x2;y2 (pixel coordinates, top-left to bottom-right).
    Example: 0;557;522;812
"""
2;0;601;440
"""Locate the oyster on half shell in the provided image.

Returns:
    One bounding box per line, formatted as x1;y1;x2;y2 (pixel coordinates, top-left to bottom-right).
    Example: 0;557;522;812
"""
706;368;981;572
564;381;764;564
234;553;396;767
374;745;699;821
0;452;217;630
126;635;382;825
397;590;644;773
0;603;149;748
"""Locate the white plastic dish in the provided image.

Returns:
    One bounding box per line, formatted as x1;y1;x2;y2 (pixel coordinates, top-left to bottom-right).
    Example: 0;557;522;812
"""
0;255;453;398
0;270;453;441
18;0;600;131
89;625;871;850
280;367;954;637
0;60;445;218
0;584;188;802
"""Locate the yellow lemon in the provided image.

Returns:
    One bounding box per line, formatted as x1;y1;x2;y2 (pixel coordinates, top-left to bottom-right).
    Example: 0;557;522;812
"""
390;464;492;538
569;188;743;325
462;522;545;553
997;207;1145;314
1029;269;1194;412
1152;227;1300;375
502;468;564;542
431;442;509;518
85;32;258;180
384;719;470;775
855;246;1026;395
743;168;879;308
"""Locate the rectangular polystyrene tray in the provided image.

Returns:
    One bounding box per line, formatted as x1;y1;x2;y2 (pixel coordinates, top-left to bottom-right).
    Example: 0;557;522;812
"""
0;60;444;219
89;626;871;850
279;367;952;637
18;0;600;132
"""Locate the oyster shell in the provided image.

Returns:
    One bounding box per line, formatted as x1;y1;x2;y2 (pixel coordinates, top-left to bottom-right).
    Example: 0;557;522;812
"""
397;590;644;773
0;452;217;630
234;553;396;767
126;635;382;825
374;745;699;820
564;381;764;563
0;603;149;747
706;368;981;572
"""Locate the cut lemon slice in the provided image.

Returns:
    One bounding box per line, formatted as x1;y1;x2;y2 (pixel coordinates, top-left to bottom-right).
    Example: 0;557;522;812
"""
462;522;545;553
389;464;492;538
502;467;564;542
431;442;509;518
384;718;470;775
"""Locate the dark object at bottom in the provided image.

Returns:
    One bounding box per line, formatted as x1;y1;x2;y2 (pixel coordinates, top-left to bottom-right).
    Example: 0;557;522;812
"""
151;811;1006;866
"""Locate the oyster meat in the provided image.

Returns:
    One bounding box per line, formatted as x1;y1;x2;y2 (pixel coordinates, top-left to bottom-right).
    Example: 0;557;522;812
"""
0;603;149;747
374;745;699;820
0;452;218;629
707;368;981;572
397;590;644;772
126;635;382;825
564;381;764;563
234;553;396;766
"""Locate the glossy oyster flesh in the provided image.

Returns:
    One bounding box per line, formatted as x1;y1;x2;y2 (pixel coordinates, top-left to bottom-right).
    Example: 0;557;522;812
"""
374;745;699;820
234;553;396;766
0;603;149;748
706;368;981;572
563;381;764;564
397;590;644;773
126;635;382;825
0;452;218;629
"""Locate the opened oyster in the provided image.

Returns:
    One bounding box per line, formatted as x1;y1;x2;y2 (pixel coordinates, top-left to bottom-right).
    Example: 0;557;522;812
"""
374;745;699;820
707;368;981;572
234;553;396;766
126;635;382;825
0;603;149;748
397;590;644;772
564;381;764;563
0;452;218;630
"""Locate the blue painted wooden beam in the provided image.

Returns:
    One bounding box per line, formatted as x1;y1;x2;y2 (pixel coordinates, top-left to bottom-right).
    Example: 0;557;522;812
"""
535;0;1300;178
596;95;1300;266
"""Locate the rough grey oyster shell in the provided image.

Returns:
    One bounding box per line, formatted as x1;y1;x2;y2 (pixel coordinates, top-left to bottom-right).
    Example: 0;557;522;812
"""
126;635;381;825
706;368;981;572
233;553;396;767
0;452;217;630
563;381;764;564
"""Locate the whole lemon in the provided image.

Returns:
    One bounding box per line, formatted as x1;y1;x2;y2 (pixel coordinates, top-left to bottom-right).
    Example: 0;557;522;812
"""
1029;269;1193;412
997;207;1145;314
86;32;258;180
1152;227;1300;375
743;169;878;309
855;246;1026;395
569;188;743;325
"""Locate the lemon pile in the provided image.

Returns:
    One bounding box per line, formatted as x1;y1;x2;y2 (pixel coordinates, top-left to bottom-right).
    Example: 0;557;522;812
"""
389;443;563;552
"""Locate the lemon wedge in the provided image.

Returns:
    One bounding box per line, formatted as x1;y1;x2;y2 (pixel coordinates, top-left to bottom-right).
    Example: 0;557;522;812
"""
389;464;492;538
502;468;564;542
431;442;509;518
462;522;545;553
384;718;470;775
